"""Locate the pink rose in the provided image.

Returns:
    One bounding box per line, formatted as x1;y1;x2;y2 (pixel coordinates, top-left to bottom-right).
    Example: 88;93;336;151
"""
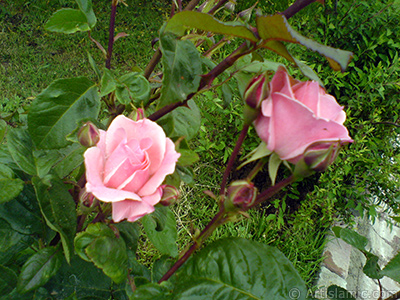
84;115;180;222
254;66;353;163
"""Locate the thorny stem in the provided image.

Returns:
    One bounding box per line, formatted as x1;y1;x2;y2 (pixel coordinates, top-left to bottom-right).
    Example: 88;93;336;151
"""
219;124;250;199
106;0;118;69
158;208;227;283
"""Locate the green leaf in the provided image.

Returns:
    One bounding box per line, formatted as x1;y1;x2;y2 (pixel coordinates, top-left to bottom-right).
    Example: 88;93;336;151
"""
326;285;356;300
174;237;307;299
115;72;151;106
158;99;201;141
256;14;353;72
151;256;175;283
165;11;257;42
268;153;282;186
0;164;24;203
32;176;77;263
0;264;18;295
45;255;115;299
363;253;382;279
17;247;63;294
158;33;202;108
131;283;172;300
0;184;43;236
177;149;199;166
176;165;194;184
45;8;90;34
88;52;101;80
0;119;6;143
74;223;128;284
7;128;36;175
33;149;63;178
141;206;178;258
76;0;96;28
28;77;100;149
381;251;400;283
0;178;24;204
332;226;368;252
53;144;86;179
100;68;117;97
114;221;141;254
238;142;272;169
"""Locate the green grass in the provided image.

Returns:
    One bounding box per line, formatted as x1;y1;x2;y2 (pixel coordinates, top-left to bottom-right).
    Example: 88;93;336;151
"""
1;0;347;289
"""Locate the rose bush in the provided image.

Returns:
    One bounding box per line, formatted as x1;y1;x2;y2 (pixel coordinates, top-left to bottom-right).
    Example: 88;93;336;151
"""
84;115;180;222
254;66;353;163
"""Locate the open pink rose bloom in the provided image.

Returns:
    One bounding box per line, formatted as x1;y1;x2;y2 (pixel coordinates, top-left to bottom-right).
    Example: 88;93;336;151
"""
254;66;353;164
84;115;180;222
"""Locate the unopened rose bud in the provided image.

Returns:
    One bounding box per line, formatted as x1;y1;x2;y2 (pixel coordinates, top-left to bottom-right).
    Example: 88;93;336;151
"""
224;1;235;12
238;3;256;23
78;122;100;148
294;142;346;179
244;73;269;109
243;73;269;124
133;108;145;121
225;180;257;211
79;188;95;207
160;185;179;207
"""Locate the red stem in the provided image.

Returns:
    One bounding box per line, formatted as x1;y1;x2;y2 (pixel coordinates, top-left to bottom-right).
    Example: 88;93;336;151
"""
105;0;118;69
219;124;250;198
158;208;226;283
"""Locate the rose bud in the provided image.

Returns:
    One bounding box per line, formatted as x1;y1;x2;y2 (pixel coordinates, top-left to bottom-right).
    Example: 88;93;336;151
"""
244;73;269;109
77;122;100;148
238;3;256;23
243;73;269;124
294;141;348;179
132;108;145;121
160;185;180;207
79;188;95;207
224;1;235;12
225;180;257;211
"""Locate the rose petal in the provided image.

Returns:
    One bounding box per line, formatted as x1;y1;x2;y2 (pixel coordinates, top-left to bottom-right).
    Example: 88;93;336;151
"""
139;138;180;196
254;113;271;144
105;116;166;174
112;199;155;223
292;81;319;114
319;92;347;124
269;66;297;99
87;184;142;202
84;147;105;189
269;93;353;161
84;147;142;202
104;138;148;188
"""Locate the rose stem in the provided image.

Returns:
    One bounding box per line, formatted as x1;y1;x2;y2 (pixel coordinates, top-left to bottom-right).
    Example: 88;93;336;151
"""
158;208;227;283
219;124;250;199
282;0;316;19
246;175;296;210
143;0;202;79
105;0;118;69
143;0;315;81
148;43;251;121
208;0;230;15
384;290;400;300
